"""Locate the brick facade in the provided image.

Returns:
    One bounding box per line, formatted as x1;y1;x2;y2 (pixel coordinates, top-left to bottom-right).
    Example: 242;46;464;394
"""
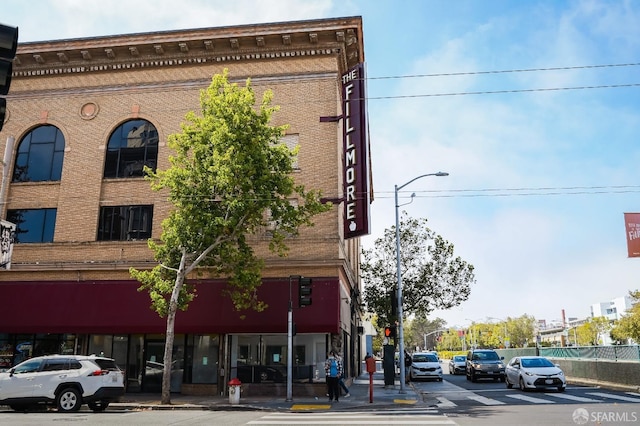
0;17;369;391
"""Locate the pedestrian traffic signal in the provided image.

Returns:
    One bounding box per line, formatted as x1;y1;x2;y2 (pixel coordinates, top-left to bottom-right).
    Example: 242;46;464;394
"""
298;276;312;307
0;23;18;132
384;326;396;339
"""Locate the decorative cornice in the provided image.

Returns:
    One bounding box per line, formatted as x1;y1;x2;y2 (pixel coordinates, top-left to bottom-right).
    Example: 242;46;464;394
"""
12;16;364;78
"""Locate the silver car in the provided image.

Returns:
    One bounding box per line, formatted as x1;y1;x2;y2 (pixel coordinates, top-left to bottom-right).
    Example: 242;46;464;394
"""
449;355;466;375
505;356;566;392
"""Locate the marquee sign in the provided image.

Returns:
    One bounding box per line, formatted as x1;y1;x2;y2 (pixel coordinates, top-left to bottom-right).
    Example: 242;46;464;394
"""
341;63;370;239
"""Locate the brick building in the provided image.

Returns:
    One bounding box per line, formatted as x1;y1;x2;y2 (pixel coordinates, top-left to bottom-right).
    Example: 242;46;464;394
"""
0;16;370;396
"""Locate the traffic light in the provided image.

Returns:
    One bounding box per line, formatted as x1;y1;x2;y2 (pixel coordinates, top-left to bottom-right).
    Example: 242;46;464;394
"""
384;326;396;339
0;23;18;132
298;276;312;307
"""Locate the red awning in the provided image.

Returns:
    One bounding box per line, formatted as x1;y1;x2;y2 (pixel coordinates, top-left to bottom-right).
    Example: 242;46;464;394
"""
0;278;340;334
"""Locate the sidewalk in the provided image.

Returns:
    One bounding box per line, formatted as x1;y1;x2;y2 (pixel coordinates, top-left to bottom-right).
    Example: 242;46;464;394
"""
110;371;426;412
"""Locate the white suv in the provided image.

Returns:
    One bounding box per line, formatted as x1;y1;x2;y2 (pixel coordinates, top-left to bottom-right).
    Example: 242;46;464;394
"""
0;354;125;412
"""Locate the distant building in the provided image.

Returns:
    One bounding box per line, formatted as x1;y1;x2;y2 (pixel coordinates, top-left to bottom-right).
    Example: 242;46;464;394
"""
591;295;635;321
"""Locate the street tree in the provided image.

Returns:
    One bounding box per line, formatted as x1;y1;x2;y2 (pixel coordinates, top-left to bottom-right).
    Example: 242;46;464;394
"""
611;290;640;344
362;212;475;328
130;70;329;404
437;328;464;351
405;316;446;351
503;315;535;348
576;317;611;345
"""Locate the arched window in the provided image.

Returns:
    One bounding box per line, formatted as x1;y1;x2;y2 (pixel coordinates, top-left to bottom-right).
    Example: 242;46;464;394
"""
104;119;158;178
12;125;65;182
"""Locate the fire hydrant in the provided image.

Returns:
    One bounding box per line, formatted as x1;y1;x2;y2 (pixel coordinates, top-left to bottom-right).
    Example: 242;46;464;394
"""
228;378;242;405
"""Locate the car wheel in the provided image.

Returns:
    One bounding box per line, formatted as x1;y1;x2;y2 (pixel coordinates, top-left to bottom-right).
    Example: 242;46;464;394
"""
260;371;269;382
438;377;443;382
470;369;477;382
88;401;109;412
505;376;513;389
499;375;505;383
558;386;566;393
57;387;82;412
466;371;471;381
519;377;527;392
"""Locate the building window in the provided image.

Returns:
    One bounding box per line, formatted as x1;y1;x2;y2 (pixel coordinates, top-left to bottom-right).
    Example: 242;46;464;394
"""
6;209;57;243
104;119;159;178
98;205;153;241
281;134;299;169
12;125;65;183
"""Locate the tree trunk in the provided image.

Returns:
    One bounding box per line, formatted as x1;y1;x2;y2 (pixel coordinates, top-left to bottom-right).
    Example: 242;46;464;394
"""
161;249;187;405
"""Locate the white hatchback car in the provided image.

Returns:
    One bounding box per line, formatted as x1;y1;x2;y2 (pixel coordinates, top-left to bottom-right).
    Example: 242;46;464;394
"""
505;356;566;392
0;354;125;412
409;352;443;381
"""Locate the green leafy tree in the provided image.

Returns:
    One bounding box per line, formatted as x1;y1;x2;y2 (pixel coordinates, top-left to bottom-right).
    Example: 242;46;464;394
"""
130;70;329;404
405;316;446;351
611;290;640;343
576;317;611;345
504;315;535;348
362;212;475;328
437;328;464;351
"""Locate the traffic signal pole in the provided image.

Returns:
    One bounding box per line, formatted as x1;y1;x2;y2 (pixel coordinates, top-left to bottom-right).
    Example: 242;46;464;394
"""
286;275;298;402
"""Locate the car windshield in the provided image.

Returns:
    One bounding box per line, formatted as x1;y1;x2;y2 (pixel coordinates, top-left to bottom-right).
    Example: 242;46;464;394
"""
521;358;554;368
454;356;466;362
413;354;438;363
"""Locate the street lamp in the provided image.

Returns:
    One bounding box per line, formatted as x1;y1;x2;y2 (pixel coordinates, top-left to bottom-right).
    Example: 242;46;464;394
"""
395;171;448;393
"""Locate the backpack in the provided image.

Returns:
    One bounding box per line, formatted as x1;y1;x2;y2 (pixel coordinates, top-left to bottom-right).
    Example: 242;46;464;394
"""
329;358;338;377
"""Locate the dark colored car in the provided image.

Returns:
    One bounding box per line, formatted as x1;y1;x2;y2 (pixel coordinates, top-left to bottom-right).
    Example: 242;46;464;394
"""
449;355;466;375
466;349;505;382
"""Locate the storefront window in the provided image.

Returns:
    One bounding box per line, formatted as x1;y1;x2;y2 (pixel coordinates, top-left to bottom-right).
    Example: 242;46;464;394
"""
190;335;218;384
88;335;113;357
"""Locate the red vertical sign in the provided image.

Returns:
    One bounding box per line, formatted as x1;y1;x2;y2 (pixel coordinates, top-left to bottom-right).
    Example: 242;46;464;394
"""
341;63;370;239
624;213;640;258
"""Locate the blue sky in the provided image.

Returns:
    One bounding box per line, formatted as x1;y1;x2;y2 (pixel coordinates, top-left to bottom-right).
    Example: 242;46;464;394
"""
3;0;640;328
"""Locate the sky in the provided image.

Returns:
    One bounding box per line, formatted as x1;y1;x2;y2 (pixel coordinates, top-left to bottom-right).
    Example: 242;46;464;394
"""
3;0;640;329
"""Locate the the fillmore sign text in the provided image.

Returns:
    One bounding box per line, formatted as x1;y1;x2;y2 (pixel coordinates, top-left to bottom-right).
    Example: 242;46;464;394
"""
341;63;370;239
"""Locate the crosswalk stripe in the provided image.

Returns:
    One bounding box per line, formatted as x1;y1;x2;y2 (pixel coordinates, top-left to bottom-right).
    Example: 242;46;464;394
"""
506;394;554;404
587;392;640;403
544;392;602;403
467;394;505;405
436;396;457;407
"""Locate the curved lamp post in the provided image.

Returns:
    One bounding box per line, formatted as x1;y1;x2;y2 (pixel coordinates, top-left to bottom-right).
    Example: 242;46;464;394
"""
396;171;448;392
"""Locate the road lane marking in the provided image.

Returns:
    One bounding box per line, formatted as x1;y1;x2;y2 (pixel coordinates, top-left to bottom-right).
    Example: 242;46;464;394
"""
436;396;457;407
544;393;602;403
467;394;506;405
506;394;554;404
587;392;640;403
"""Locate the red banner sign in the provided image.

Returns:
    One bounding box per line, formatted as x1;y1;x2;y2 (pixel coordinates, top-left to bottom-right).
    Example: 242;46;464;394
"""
624;213;640;258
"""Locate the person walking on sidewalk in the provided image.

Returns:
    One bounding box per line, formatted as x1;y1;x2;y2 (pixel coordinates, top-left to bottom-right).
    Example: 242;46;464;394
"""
325;350;343;402
404;350;413;384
